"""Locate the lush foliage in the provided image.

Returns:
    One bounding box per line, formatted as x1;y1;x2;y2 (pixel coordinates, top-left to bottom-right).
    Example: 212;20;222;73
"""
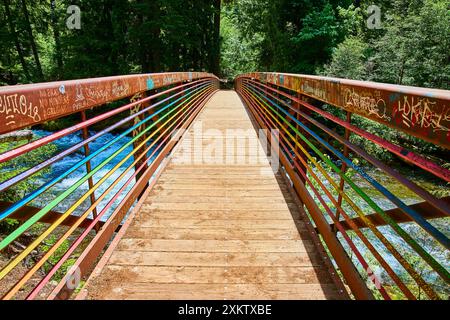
323;0;450;89
0;140;57;202
220;0;449;90
0;0;221;84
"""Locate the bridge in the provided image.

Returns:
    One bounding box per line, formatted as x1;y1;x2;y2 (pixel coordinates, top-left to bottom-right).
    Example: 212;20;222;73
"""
0;72;448;300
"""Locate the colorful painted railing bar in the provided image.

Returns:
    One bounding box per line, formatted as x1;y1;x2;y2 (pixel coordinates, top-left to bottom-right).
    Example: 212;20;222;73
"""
238;85;377;300
236;74;450;300
0;73;219;300
48;84;216;301
0;81;211;222
245;80;450;250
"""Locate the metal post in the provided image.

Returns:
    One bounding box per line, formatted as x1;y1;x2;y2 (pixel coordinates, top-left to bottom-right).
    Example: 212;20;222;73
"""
333;112;352;233
80;111;99;232
130;92;150;195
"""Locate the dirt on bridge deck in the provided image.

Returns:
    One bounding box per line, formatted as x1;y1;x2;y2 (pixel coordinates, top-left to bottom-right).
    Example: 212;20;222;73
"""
78;91;345;300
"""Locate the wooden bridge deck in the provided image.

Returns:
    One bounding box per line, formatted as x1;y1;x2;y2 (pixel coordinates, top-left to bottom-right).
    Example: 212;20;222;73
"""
79;91;343;300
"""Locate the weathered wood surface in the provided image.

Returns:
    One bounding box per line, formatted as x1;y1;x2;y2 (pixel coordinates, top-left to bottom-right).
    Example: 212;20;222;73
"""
80;91;342;300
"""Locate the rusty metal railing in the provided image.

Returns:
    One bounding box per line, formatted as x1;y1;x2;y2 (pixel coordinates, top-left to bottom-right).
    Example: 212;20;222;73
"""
236;73;450;300
0;72;219;299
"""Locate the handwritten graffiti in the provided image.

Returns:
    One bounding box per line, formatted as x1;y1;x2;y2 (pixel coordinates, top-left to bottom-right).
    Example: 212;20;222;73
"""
395;96;450;133
72;84;87;111
38;87;70;117
344;88;390;121
72;83;112;112
130;93;145;137
85;86;109;101
301;81;327;101
0;94;41;126
162;74;182;86
112;81;131;98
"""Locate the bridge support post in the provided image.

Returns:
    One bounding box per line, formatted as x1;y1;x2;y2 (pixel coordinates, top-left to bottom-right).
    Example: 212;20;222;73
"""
80;110;100;232
293;93;311;187
334;111;352;233
130;92;150;197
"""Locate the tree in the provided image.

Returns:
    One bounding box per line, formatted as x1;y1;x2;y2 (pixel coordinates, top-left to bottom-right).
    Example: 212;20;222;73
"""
2;0;32;82
20;0;44;80
211;0;221;76
51;0;64;78
323;36;369;80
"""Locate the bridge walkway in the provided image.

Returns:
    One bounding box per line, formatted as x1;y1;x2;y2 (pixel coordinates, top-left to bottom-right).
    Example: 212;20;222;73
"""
79;91;343;300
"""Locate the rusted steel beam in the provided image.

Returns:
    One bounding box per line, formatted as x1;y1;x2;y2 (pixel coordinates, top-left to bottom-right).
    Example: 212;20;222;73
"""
2;201;104;229
330;197;450;232
0;72;217;134
237;73;450;149
130;92;150;194
80;111;99;232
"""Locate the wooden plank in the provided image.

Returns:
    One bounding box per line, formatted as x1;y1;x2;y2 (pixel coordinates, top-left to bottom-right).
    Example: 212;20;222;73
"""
149;189;287;198
138;210;298;220
156;178;278;184
123;227;306;240
163;170;277;176
152;184;285;191
115;239;315;253
142;203;296;211
97;266;334;284
108;251;324;267
144;195;287;201
136;219;303;230
164;165;270;170
86;283;339;300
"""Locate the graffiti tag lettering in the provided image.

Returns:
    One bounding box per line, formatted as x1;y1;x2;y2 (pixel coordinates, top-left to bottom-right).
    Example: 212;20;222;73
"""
0;94;41;126
301;81;327;101
344;88;389;121
395;96;450;133
111;81;131;98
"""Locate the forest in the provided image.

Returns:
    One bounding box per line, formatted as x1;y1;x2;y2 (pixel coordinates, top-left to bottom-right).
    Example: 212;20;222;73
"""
0;0;449;301
0;0;448;90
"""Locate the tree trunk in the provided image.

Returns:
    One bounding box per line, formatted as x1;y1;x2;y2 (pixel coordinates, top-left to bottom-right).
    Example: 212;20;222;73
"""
211;0;221;76
3;0;32;82
398;59;405;85
148;1;161;72
104;0;118;75
20;0;44;80
51;0;63;79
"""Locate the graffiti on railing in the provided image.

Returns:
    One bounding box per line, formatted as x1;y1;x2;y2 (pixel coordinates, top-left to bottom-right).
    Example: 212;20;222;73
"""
394;96;450;134
0;73;217;134
0;93;41;127
343;87;390;121
239;72;450;147
111;80;132;98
